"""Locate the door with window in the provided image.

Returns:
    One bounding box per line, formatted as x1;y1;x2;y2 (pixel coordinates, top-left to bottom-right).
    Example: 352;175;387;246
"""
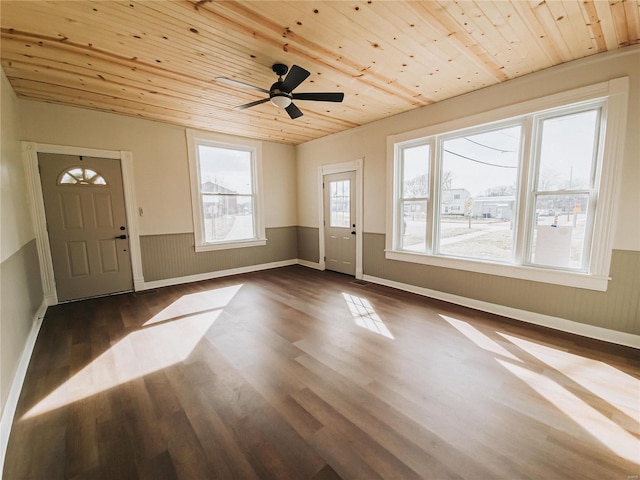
38;153;133;302
324;171;356;275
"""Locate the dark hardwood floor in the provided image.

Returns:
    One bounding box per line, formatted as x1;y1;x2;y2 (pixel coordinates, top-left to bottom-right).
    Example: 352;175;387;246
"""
4;266;639;479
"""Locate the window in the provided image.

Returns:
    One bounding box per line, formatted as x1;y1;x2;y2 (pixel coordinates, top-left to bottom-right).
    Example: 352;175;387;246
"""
397;143;430;251
387;78;628;290
187;130;265;251
528;108;600;270
437;123;522;263
329;179;351;227
59;167;106;185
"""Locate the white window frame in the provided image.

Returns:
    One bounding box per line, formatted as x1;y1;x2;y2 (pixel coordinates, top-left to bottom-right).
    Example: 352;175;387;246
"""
186;129;266;252
386;78;629;291
394;139;433;252
433;118;524;261
524;102;604;272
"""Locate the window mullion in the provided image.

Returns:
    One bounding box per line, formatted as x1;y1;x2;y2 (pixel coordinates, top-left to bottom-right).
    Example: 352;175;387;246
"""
429;137;440;254
520;115;540;266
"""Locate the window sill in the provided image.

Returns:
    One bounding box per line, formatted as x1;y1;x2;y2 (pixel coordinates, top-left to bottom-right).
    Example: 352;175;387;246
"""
195;238;267;252
384;250;610;291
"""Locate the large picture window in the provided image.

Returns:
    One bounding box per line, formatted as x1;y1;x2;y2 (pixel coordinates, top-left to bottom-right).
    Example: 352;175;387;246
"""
387;78;628;290
187;130;265;251
437;123;522;263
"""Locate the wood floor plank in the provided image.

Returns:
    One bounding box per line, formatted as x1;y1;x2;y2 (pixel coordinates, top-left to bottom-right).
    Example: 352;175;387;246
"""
293;356;472;479
4;266;639;479
136;451;179;480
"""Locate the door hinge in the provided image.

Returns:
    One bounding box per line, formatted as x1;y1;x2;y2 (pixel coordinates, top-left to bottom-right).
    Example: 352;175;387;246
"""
324;256;326;261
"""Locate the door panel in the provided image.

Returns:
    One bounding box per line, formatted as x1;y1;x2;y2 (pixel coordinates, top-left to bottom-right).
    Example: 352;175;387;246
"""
324;171;356;276
60;192;84;229
67;241;90;277
93;193;115;228
98;239;120;272
38;153;133;301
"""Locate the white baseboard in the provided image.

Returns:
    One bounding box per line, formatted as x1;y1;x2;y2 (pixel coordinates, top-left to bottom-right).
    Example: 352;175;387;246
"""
44;293;57;306
297;259;323;270
135;259;299;291
363;274;640;349
0;300;47;475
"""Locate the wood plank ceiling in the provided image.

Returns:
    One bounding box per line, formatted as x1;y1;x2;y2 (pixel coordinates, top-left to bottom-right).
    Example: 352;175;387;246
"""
1;1;639;145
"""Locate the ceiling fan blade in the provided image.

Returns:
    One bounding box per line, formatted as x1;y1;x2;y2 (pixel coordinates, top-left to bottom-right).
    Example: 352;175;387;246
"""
285;103;303;119
281;65;310;93
292;92;344;102
215;77;269;94
234;98;270;110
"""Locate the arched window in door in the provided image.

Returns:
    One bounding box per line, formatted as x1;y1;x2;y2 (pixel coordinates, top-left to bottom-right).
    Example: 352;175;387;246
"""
58;167;107;185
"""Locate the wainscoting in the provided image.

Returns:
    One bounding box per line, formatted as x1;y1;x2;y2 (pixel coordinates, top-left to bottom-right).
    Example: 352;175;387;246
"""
362;233;640;336
139;227;298;282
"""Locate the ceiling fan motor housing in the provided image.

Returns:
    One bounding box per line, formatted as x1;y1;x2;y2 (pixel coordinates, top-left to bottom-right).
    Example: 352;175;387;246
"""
269;80;292;108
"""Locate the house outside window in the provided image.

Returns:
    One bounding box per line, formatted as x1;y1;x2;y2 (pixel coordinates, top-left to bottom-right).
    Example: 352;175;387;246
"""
387;78;628;291
187;130;265;252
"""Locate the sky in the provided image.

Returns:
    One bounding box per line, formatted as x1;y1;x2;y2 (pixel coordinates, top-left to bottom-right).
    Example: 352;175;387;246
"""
198;145;252;194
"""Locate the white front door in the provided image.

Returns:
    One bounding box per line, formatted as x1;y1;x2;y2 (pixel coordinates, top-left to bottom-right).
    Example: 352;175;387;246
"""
38;153;133;301
323;171;356;276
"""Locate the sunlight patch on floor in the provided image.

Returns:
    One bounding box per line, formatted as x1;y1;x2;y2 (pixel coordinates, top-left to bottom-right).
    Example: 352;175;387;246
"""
498;358;640;465
342;292;394;339
440;314;521;361
441;313;639;465
498;332;640;435
23;285;243;419
144;284;243;326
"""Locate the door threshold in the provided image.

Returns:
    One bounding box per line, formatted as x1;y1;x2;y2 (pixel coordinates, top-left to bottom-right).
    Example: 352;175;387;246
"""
57;289;134;304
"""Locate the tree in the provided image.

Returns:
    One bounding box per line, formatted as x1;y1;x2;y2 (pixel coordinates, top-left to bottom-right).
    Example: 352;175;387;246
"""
484;184;516;196
441;171;453;191
404;171;454;197
404;173;429;198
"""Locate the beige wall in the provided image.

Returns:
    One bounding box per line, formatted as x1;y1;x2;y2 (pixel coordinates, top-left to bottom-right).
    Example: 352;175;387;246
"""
296;47;640;252
19;101;298;235
263;141;298;227
1;71;33;262
0;69;43;418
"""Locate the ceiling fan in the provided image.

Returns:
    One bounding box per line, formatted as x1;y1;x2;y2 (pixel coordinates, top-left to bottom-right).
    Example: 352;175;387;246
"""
215;64;344;119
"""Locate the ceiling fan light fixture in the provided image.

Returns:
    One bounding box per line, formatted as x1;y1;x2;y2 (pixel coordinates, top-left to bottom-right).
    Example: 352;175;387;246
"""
270;94;292;108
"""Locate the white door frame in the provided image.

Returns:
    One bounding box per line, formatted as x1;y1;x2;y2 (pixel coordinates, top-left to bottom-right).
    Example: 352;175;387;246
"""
318;158;363;279
22;142;143;305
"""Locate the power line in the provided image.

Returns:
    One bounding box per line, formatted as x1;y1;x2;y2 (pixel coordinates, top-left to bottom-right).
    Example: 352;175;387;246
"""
444;149;517;168
464;137;515;153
